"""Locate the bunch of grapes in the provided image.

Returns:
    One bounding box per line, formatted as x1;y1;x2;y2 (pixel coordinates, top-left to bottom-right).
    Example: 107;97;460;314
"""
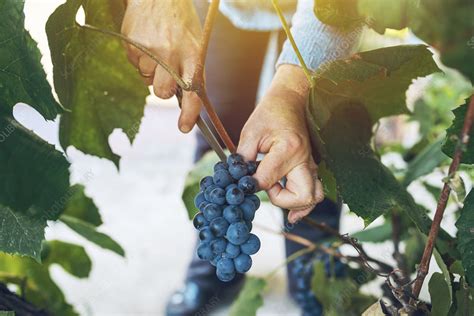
290;251;346;316
192;153;261;282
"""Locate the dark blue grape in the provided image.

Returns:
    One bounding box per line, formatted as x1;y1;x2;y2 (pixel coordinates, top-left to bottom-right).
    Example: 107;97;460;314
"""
210;238;227;254
209;217;229;237
214;161;229;172
216;267;236;282
217;258;235;275
194;192;206;209
210;253;222;266
240;234;260;255
200;176;214;190
226;187;245;205
209;187;226;205
227;153;244;165
226;183;238;191
199;227;214;242
244;220;252;232
203;203;222;221
247;194;261;209
238;175;258;194
226;221;250;245
234;253;252;273
198;201;209;212
247;161;258;175
240;199;257;221
193;212;208;230
204;185;218;201
228;161;248;180
224;243;241;259
223;205;243;223
213;169;233;188
197;242;214;260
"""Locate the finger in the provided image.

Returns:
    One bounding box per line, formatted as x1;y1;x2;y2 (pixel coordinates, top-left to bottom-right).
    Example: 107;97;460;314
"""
178;91;201;133
287;180;324;223
237;129;259;162
253;145;294;190
137;55;156;85
126;45;141;67
153;59;178;99
266;163;317;209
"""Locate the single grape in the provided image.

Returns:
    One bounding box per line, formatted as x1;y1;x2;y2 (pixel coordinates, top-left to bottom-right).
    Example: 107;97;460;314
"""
226;187;245;205
228;161;248;180
199;227;214;242
192;212;208;230
223;205;243;223
200;176;214;190
247;194;261;209
245;220;253;232
234;253;252;273
203;203;222;221
210;253;222;266
240;199;257;221
247;161;258;175
197;242;214;260
209;217;229;237
240;234;260;255
198;201;209;212
210;238;227;254
216;266;236;282
224;242;241;259
213;169;233;188
214;161;229;172
226;221;250;245
204;184;218;201
227;153;244;165
238;175;258;194
194;192;206;209
225;183;238;191
209;187;226;205
217;258;235;275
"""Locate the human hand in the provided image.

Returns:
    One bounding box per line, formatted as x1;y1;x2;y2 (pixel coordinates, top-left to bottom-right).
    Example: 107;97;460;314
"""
237;65;324;223
122;0;202;133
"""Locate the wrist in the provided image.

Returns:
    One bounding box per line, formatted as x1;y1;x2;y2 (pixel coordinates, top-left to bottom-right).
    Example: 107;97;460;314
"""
266;65;311;109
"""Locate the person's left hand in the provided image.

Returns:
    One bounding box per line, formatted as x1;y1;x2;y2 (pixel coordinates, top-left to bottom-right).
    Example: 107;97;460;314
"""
237;65;324;223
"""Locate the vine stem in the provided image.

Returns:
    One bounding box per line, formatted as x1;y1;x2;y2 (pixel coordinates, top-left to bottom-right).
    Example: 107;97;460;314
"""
271;0;314;87
82;0;236;153
412;96;474;298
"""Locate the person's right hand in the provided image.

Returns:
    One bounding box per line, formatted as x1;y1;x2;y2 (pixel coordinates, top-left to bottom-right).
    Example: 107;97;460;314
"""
122;0;203;133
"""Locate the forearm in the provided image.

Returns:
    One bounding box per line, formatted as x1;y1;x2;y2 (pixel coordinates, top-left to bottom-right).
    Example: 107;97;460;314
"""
277;0;362;71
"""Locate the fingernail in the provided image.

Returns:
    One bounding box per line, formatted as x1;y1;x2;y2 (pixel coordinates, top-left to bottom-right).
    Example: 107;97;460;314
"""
180;124;191;133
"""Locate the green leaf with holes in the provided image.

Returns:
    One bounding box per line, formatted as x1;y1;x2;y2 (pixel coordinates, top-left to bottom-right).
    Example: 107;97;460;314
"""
0;117;70;260
0;0;62;119
46;0;148;166
62;184;102;227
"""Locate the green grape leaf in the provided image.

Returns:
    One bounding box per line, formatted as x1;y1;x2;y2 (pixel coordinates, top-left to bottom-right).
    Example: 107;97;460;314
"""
314;0;363;30
0;312;15;316
229;277;266;316
443;99;474;164
46;0;148;166
0;0;62;119
351;221;392;243
310;45;440;130
60;215;125;257
450;278;474;316
408;0;474;81
308;45;443;228
0;241;92;316
455;190;474;286
42;240;91;279
62;184;102;227
311;261;376;315
0;117;70;260
182;152;219;219
429;272;452;316
403;138;448;186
